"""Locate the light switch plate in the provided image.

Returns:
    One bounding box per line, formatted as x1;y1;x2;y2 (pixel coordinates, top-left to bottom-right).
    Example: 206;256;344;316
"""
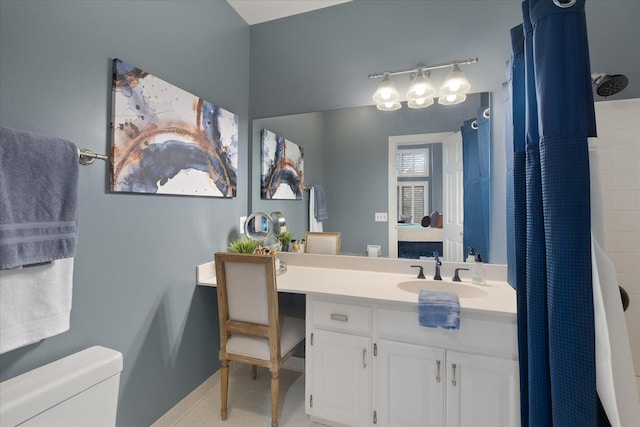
374;212;388;222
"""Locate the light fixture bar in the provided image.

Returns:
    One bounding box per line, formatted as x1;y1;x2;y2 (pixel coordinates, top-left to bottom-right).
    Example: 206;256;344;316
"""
368;57;478;80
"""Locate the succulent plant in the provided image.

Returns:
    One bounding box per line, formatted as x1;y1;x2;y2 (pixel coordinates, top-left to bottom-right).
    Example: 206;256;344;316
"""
278;230;293;246
228;238;260;254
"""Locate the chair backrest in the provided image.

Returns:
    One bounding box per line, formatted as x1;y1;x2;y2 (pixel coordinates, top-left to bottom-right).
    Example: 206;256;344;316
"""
214;252;280;360
304;232;341;255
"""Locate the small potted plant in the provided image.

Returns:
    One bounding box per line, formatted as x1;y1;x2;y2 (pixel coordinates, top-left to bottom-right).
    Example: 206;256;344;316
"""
228;238;260;254
278;230;293;251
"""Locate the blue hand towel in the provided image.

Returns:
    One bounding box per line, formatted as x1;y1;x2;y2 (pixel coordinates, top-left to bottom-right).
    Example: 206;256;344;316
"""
0;127;79;270
418;289;460;330
312;184;328;221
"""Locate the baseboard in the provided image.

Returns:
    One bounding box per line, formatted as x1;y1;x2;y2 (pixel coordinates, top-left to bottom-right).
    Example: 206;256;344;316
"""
149;369;221;427
149;357;305;426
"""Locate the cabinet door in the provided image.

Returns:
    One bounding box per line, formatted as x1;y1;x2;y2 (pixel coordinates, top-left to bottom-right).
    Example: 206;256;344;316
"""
445;351;520;427
309;329;371;426
376;340;445;427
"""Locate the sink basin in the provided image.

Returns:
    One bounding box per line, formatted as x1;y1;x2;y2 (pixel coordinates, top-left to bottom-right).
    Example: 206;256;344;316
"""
397;280;489;299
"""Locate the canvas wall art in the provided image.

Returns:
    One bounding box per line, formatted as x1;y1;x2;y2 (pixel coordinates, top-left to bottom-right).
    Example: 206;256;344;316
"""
110;59;238;197
261;129;304;200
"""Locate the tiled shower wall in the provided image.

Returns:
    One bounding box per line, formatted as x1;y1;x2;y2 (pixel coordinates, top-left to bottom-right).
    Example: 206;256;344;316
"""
594;98;640;378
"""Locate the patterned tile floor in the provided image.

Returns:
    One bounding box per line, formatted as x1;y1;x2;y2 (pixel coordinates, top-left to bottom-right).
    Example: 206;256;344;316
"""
173;365;325;427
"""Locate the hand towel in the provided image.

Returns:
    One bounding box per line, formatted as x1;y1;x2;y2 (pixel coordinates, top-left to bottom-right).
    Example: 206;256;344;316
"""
0;258;74;354
311;184;328;221
418;289;460;330
0;126;79;270
309;187;323;232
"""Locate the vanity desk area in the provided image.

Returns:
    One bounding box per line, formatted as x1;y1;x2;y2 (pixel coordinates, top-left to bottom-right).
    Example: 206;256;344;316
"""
197;252;519;427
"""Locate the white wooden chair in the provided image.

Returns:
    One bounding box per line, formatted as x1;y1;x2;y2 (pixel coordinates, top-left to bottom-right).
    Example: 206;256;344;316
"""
214;252;305;427
304;231;341;255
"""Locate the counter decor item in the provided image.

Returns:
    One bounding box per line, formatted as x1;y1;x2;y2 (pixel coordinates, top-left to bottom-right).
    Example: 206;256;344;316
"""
228;238;260;254
278;230;293;251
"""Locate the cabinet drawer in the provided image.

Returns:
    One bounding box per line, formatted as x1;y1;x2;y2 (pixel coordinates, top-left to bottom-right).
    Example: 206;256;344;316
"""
312;300;371;333
376;308;517;359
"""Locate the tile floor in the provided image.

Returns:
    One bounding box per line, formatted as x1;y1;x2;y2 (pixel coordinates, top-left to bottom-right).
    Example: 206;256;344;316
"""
173;365;324;427
172;364;640;427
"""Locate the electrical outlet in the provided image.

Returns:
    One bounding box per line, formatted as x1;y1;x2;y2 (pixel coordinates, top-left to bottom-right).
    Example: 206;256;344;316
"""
374;212;388;222
239;216;247;233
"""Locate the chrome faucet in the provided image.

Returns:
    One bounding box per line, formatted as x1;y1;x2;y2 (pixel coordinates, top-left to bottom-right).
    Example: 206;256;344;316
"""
433;252;442;281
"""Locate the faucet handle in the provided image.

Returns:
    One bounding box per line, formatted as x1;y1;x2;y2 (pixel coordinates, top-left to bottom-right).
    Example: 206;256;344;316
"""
453;268;470;282
410;265;426;279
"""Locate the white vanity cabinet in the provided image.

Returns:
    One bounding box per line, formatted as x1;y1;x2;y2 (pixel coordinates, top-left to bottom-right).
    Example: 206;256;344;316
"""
309;329;372;426
376;339;445;426
444;351;519;427
306;294;519;427
306;298;373;426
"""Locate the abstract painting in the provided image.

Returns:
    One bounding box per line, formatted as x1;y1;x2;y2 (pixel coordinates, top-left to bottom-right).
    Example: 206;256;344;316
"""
261;129;304;200
110;59;238;197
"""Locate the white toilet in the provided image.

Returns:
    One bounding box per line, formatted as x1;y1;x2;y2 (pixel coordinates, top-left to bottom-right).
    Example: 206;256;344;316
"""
0;346;123;427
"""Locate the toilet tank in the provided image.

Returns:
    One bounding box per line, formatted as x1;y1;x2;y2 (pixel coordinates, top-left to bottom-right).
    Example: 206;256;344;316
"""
0;346;123;427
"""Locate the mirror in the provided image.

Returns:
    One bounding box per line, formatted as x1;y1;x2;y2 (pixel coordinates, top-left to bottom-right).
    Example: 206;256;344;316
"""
244;211;274;242
251;92;491;261
244;211;287;249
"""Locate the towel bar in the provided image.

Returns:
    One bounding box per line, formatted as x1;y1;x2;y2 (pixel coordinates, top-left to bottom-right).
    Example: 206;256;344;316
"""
79;148;108;165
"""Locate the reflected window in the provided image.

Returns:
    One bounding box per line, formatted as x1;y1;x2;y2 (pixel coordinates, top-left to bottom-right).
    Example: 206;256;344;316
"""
396;148;429;177
397;147;430;224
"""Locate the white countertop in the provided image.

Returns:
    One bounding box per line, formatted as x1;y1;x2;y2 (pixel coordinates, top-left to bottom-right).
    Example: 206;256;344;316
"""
197;253;516;319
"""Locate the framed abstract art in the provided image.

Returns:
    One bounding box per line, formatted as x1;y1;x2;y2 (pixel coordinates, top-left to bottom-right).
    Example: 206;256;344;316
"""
260;129;304;200
110;59;238;197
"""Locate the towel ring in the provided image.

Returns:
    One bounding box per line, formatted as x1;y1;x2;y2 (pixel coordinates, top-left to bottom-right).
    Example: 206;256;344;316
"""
483;108;490;118
471;120;478;130
553;0;576;8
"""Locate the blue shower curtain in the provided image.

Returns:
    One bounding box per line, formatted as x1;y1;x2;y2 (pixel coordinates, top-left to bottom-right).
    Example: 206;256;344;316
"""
506;1;599;426
461;106;490;261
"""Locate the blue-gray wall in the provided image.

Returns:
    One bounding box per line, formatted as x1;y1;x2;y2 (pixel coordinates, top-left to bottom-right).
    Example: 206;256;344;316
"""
0;1;248;425
249;0;640;263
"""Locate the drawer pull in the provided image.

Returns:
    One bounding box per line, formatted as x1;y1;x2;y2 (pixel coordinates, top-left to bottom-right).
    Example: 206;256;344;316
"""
330;313;349;322
363;348;367;368
436;360;441;383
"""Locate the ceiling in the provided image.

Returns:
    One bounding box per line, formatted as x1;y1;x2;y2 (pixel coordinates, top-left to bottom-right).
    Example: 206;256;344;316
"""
227;0;352;25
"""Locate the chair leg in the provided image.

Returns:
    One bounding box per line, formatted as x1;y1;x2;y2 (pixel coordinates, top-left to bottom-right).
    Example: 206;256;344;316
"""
221;360;229;420
270;369;280;427
251;365;257;380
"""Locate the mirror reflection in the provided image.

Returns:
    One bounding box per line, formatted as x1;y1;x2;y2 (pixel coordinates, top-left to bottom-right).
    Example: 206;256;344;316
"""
251;92;491;262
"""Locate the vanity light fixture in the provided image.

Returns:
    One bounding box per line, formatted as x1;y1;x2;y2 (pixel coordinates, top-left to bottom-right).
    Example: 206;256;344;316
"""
373;72;401;111
438;93;467;106
407;70;435;109
369;57;477;110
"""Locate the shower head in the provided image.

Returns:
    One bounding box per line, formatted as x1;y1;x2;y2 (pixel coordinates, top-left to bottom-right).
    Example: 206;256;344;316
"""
592;73;629;97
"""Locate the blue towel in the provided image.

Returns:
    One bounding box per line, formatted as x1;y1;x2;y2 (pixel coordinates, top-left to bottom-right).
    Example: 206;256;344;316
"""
418;289;460;330
0;127;79;270
312;184;328;221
